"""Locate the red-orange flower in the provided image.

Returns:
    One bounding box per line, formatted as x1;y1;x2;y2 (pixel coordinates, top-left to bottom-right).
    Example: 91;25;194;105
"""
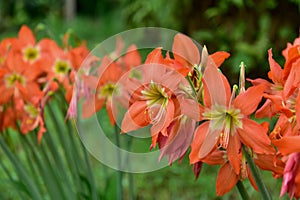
188;63;274;175
121;64;185;138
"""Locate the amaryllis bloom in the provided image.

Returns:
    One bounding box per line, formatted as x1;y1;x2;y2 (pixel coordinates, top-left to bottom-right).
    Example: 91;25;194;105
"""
121;64;186;139
0;50;42;105
10;25;55;73
188;63;274;174
81;56;125;124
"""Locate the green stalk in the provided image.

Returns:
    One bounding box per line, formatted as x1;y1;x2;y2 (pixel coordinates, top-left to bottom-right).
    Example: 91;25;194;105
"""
125;136;134;200
186;76;198;98
236;180;250;200
0;155;27;199
242;146;272;200
82;144;99;200
114;125;124;200
0;136;43;200
23;133;68;200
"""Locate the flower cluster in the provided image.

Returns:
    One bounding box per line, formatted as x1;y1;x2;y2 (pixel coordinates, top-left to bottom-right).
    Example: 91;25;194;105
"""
84;33;300;198
2;25;300;199
0;25;91;142
251;37;300;199
118;34;278;196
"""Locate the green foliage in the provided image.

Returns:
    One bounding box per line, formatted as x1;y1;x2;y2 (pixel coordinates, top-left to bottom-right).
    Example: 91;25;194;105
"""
0;93;100;200
118;0;300;84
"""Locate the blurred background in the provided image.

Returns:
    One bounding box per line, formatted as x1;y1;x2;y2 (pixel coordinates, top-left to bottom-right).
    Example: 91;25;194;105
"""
1;0;299;83
0;0;299;199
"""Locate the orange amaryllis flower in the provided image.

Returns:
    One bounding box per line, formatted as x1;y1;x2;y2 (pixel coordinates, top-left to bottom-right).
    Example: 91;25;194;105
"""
81;56;124;124
11;25;55;74
0;50;42;105
121;64;185;139
253;35;300;120
188;63;274;174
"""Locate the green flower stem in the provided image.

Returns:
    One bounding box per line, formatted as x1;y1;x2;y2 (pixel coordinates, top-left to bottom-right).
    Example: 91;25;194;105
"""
236;180;250;200
126;137;135;200
186;76;198;98
242;146;272;200
114;125;124;200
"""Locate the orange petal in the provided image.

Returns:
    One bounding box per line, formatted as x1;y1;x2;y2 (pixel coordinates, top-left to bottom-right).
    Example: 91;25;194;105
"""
106;99;116;125
267;49;283;84
123;44;142;70
150;100;174;136
296;92;300;125
203;63;229;106
202;150;226;165
254;154;285;176
189;121;210;164
181;98;203;121
172;33;200;67
216;162;239;196
283;59;300;99
283;46;300;80
145;48;164;64
121;101;149;133
18;25;35;45
199;126;219;159
227;134;242;175
237;119;274;154
255;99;277;119
272;136;300;155
209;51;230;68
233;84;265;116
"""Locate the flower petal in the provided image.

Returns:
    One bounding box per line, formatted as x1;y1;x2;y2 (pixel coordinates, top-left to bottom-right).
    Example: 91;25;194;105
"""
199;126;219;159
123;44;141;70
296;92;300;125
189;121;210;164
203;63;229;106
216;162;239;196
18;25;35;45
227;134;241;174
181;98;203;121
237;119;274;154
267;48;283;84
150;100;174;136
145;48;164;64
209;51;230;68
172;33;200;67
234;84;265;116
273;136;300;156
121;101;149;133
159;117;195;164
